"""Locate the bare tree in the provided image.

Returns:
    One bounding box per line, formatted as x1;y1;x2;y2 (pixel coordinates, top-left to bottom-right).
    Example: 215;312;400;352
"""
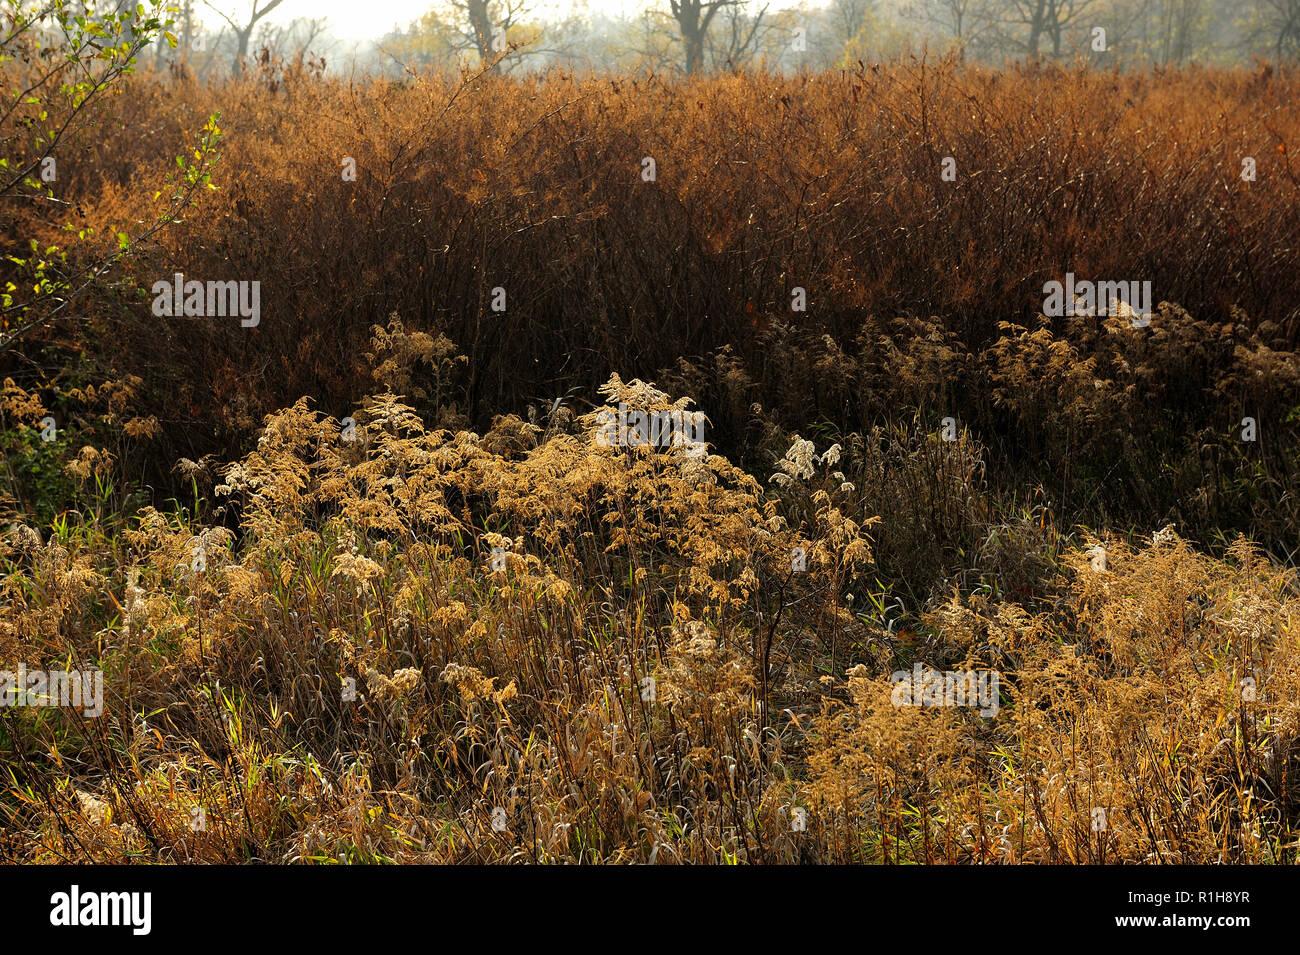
442;0;533;69
1155;0;1201;63
628;8;681;72
988;0;1099;58
706;1;771;70
903;0;995;47
257;16;332;62
205;0;284;74
1255;0;1300;58
670;0;739;74
431;0;531;68
830;0;875;45
178;0;195;61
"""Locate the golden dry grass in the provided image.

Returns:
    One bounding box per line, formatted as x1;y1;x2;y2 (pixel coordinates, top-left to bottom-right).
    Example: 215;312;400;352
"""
3;55;1300;864
2;338;1297;862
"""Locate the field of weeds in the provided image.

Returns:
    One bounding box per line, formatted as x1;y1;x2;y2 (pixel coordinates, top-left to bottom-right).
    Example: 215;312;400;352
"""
3;23;1300;864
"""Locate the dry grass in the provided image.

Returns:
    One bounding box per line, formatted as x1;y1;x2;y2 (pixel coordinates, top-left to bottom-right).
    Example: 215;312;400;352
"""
2;344;1298;862
3;57;1300;864
7;58;1298;549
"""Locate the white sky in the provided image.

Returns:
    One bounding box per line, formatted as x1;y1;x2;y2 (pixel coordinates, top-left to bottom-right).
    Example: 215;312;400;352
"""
208;0;658;41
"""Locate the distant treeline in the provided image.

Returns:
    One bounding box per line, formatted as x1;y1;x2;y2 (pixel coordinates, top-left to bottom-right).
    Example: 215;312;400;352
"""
136;0;1300;79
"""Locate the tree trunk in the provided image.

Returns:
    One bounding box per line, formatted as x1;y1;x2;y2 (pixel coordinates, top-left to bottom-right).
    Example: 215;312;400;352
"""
466;0;495;65
1027;0;1046;57
234;27;253;75
683;24;704;73
671;0;724;75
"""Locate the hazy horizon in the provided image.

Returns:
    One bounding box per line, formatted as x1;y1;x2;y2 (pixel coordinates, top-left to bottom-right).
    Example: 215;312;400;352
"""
200;0;792;41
